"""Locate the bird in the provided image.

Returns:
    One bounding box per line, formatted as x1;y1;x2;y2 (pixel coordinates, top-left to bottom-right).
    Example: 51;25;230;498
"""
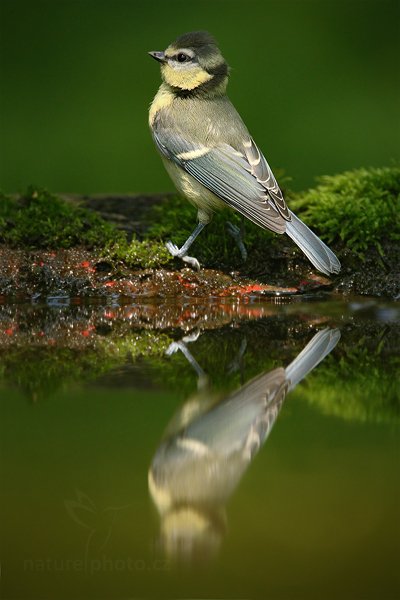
148;31;341;275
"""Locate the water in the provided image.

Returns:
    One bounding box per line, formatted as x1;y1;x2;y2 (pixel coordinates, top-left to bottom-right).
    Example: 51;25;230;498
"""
0;297;399;599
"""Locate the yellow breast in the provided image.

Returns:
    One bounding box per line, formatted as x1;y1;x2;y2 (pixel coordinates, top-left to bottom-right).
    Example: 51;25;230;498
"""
149;85;175;127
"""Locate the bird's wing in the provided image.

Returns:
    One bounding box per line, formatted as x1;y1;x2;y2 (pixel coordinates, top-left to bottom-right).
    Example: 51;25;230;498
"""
153;127;287;234
242;137;290;220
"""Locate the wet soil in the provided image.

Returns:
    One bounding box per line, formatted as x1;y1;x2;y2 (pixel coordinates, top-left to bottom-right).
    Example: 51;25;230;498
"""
0;246;335;302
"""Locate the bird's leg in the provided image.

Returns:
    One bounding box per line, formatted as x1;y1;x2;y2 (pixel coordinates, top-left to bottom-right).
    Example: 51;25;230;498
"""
166;222;206;270
227;337;248;376
226;216;247;261
166;331;208;389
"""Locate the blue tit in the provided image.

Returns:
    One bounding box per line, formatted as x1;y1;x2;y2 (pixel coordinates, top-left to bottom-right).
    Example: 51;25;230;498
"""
148;31;341;275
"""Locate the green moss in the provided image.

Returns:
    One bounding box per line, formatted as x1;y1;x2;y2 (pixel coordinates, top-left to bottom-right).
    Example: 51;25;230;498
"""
0;186;123;248
103;238;173;269
290;166;400;255
0;187;174;268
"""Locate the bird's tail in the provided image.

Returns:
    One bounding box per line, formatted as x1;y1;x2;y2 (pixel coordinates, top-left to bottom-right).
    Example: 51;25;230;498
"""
285;328;341;391
286;210;341;275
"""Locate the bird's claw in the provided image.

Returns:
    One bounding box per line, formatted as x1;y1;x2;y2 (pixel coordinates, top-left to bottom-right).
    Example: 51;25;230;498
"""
166;331;200;356
166;241;201;270
182;255;201;270
182;331;201;344
165;341;182;356
165;241;181;257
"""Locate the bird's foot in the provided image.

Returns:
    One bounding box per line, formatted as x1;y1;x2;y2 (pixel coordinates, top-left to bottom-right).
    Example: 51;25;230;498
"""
165;341;184;356
226;221;248;261
182;331;201;344
165;331;201;356
166;241;201;270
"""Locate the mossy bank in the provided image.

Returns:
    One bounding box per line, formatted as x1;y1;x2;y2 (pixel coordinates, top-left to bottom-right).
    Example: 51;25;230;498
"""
0;166;399;299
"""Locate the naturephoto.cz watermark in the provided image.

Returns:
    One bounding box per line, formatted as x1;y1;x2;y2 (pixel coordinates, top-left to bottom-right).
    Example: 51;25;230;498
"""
23;556;170;575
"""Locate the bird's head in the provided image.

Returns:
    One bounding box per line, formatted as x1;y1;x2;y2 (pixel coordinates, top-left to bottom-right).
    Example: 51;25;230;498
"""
149;31;229;97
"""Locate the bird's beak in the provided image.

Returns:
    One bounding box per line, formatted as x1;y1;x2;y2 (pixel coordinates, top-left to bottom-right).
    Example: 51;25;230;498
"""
148;51;166;64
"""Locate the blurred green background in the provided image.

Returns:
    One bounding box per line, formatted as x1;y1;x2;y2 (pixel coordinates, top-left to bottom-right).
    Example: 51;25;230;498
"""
0;0;399;195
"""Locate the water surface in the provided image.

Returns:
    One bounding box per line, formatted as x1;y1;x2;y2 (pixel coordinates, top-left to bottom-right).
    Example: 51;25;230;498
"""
1;297;399;599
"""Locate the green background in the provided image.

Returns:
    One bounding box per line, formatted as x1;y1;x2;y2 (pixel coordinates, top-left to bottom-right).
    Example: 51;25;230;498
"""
0;0;399;194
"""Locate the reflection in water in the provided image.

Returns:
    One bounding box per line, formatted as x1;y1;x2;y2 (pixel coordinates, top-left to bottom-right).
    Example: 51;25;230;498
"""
149;329;340;561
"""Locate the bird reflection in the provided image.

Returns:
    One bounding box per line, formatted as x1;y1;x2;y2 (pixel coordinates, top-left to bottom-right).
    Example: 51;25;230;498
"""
148;328;340;561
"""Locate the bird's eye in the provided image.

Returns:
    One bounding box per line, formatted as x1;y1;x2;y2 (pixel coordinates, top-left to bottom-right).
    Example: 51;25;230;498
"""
177;53;189;63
